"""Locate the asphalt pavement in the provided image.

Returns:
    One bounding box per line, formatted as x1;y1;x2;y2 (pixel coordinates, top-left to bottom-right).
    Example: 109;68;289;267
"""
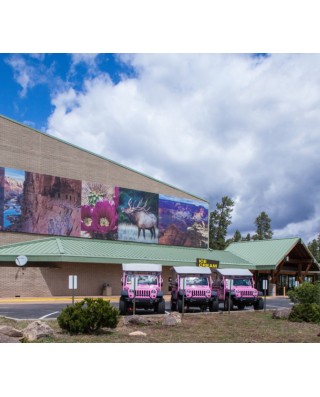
0;295;293;320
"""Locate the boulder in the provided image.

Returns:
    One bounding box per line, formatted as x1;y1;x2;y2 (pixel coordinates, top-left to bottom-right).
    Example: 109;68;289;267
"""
124;316;152;326
0;325;23;338
272;308;292;320
0;333;21;343
129;331;147;336
162;313;181;326
22;321;54;341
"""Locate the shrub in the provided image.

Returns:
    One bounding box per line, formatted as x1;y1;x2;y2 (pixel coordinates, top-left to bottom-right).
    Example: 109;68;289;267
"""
58;298;119;334
287;282;320;305
288;303;320;323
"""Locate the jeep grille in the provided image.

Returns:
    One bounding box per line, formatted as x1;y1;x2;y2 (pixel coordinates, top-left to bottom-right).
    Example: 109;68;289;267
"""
136;290;151;297
240;290;254;297
191;290;207;297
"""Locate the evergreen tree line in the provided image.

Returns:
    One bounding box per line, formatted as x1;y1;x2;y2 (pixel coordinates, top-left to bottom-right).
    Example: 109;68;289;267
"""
209;196;273;250
307;236;320;263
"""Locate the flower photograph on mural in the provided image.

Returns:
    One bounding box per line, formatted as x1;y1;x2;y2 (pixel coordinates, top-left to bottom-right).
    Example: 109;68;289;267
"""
81;182;119;240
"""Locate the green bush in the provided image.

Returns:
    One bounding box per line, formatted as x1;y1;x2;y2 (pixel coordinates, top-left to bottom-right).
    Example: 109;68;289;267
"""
58;298;119;334
288;303;320;323
287;282;320;304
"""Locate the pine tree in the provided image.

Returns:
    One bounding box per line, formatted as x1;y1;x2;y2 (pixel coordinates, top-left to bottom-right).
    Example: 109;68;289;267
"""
308;237;320;262
233;230;242;242
209;196;234;250
253;211;273;240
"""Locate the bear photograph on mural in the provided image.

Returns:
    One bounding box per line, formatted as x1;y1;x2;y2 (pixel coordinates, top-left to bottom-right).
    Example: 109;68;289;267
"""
118;188;159;243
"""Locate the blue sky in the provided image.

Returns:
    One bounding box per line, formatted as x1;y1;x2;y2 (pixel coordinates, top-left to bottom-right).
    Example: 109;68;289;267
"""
1;53;320;245
0;54;135;131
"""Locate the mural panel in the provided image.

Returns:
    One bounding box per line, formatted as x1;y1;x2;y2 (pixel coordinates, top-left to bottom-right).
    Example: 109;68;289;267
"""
0;165;209;248
118;188;159;243
158;194;209;248
81;182;119;240
0;167;4;231
2;168;25;232
20;171;82;237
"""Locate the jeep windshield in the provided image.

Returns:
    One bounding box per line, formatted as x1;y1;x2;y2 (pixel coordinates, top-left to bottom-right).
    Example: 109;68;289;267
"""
233;278;252;287
127;275;158;286
181;276;209;287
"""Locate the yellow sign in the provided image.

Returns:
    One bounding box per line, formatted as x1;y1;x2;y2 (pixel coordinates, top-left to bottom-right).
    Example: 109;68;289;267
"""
196;258;219;268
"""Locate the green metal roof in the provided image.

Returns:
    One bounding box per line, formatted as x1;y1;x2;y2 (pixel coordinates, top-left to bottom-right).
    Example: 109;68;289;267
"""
225;237;317;270
0;236;251;268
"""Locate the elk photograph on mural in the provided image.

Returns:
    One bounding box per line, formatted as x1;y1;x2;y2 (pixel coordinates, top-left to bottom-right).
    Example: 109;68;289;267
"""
118;188;159;243
158;194;209;248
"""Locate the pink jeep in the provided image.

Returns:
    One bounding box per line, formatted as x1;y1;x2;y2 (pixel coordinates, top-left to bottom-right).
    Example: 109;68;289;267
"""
212;268;264;311
169;266;219;312
119;263;165;315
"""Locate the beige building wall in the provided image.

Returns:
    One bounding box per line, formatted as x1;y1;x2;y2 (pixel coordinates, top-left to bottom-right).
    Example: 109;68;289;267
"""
0;115;206;246
0;116;201;296
0;262;172;297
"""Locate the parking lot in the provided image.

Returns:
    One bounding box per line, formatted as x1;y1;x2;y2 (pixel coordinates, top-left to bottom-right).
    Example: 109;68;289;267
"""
0;296;293;320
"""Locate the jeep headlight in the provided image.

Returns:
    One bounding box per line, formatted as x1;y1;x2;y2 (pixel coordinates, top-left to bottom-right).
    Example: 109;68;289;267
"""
186;289;192;297
206;289;211;298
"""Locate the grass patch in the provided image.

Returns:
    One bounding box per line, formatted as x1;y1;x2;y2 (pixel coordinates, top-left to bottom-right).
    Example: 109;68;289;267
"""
1;312;320;342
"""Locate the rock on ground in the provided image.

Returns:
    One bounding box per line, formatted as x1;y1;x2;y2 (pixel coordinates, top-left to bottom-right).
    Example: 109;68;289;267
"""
162;313;181;326
129;331;147;336
0;333;21;343
272;308;292;320
22;321;54;341
0;325;23;338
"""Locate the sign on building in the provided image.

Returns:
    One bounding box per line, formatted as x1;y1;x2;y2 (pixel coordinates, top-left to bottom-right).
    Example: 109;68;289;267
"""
196;258;219;268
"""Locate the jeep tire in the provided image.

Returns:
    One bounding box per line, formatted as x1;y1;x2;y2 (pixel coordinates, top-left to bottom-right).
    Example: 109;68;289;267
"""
177;298;183;313
209;300;219;312
171;299;177;312
224;297;234;311
119;298;127;315
254;299;264;311
157;299;166;314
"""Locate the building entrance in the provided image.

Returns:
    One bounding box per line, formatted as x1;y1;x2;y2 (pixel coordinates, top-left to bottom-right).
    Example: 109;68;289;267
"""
277;275;296;295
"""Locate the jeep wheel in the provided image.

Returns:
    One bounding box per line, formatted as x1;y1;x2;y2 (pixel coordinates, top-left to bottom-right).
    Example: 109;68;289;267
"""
177;298;183;313
237;302;245;310
209;300;219;312
119;298;127;315
224;297;233;311
157;299;166;314
170;299;177;311
254;299;264;311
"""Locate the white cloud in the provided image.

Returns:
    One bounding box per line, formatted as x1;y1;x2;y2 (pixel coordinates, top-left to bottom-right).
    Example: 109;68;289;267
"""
6;55;34;97
47;54;320;244
5;54;53;97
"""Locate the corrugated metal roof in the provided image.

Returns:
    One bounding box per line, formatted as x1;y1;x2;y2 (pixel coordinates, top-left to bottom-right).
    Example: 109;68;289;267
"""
225;238;304;269
0;236;252;268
